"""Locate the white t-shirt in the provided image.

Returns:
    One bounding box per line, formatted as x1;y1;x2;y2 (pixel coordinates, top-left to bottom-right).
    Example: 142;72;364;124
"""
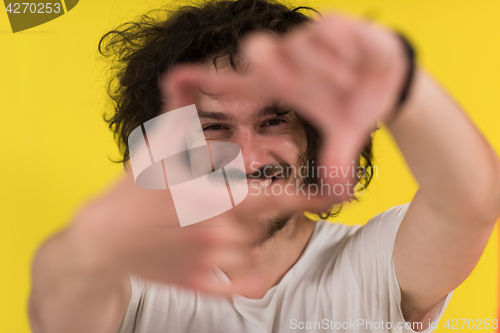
117;203;452;333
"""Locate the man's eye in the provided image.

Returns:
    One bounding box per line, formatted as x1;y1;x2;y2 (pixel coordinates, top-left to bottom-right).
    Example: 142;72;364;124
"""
203;124;226;131
263;118;286;127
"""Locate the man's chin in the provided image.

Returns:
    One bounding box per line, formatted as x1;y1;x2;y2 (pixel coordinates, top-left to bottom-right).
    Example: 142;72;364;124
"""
255;210;296;245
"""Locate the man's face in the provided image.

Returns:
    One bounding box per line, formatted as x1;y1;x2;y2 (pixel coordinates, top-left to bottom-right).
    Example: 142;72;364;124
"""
194;67;308;239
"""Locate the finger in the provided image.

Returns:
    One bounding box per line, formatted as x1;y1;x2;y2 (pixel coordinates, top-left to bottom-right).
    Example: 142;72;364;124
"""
203;247;257;269
159;65;208;112
160;64;257;112
281;27;358;93
235;180;340;219
181;271;236;297
240;33;300;99
313;15;363;66
185;215;263;249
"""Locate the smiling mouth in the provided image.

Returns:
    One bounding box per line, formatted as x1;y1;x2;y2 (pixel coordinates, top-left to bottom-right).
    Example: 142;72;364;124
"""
250;171;283;189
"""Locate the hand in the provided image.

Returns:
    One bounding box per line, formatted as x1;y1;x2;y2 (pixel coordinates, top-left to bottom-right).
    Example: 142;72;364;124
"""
240;15;408;167
162;14;409;204
70;171;265;296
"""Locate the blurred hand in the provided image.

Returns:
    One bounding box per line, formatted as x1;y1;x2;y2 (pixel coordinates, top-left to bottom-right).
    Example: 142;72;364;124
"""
162;14;408;205
71;171;265;296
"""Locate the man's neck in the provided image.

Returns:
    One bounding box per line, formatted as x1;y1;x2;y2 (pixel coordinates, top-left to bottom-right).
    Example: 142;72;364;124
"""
222;213;316;299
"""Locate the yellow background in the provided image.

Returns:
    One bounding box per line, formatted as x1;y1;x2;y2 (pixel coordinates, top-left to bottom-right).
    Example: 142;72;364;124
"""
1;0;499;332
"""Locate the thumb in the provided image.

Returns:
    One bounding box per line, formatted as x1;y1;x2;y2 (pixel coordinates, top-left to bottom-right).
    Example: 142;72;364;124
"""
319;128;367;200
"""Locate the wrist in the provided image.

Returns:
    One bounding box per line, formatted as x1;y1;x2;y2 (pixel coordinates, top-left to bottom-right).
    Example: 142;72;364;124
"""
386;69;428;132
385;32;417;125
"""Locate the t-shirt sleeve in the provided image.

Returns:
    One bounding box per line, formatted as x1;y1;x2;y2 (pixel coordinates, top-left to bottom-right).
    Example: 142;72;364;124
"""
116;275;149;333
345;203;453;333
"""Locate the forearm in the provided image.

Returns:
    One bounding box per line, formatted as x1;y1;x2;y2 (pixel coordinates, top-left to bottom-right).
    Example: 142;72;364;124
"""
29;226;130;333
387;69;500;223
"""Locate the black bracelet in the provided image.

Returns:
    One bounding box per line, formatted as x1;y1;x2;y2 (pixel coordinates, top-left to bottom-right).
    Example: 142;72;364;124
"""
389;32;416;121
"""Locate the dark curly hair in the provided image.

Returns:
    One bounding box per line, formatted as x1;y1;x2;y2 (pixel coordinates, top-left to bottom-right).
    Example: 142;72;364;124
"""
98;0;374;218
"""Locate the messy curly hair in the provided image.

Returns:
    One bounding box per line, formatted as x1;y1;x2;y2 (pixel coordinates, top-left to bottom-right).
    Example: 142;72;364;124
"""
98;0;374;218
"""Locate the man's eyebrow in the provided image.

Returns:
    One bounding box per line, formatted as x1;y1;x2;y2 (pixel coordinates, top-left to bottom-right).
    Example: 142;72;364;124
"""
253;105;292;118
197;110;234;121
198;105;292;121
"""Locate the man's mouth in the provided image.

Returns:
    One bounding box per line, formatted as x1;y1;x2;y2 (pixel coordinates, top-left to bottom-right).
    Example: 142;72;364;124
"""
254;171;283;189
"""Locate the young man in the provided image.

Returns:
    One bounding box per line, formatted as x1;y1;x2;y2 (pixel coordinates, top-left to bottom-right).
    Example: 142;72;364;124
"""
29;1;500;332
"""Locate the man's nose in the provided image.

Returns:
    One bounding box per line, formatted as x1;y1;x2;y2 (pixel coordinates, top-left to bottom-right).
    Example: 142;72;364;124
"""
233;129;270;174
